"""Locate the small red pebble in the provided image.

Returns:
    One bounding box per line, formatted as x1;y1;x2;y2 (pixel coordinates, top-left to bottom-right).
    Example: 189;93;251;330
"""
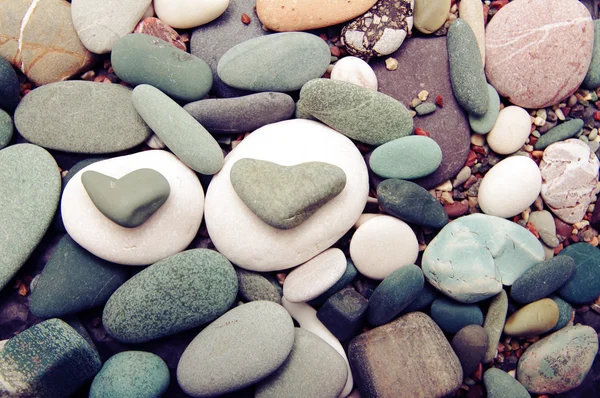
529;136;538;146
415;127;430;136
434;95;444;107
241;13;251;24
593;111;600;121
471;145;486;155
465;151;477;167
320;33;328;41
562;107;571;117
490;0;508;9
330;46;341;57
525;222;540;238
554;243;564;255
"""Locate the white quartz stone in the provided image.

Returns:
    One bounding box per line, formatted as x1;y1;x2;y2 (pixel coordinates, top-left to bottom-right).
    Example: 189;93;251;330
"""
154;0;230;29
330;56;378;91
487;106;531;154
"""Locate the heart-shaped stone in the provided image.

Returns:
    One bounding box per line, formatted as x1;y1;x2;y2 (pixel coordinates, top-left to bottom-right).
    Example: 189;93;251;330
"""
230;158;347;229
81;168;170;228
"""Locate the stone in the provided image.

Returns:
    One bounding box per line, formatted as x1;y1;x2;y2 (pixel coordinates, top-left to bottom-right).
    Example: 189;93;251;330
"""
447;19;489;116
71;0;152;54
330;56;378;90
540;139;600;224
478;156;542;218
348;312;462;398
341;0;413;59
112;34;212;102
154;0;229;29
517;325;598;394
377;178;449;229
205;119;369;272
177;301;295;397
401;282;440;314
549;295;573;332
558;243;600;304
103;249;237;343
309;260;359;306
483;290;508;363
0;144;60;291
0;57;19;112
504;298;560;337
534;119;584;150
582;20;600;89
255;328;347;398
132;84;223;174
484;368;531;398
0;109;13;149
415;102;436;115
29;235;129;318
485;0;594;108
15;81;150;154
487;106;532;154
458;0;485;66
62;150;204;265
89;351;169;398
528;210;560;248
317;288;369;342
297;78;413;145
0;318;101;397
451;325;488;376
367;264;424;326
183;92;295;134
350;215;419;280
430;297;484;334
510;256;576;304
230;158;346;230
413;0;450;34
469;84;500;134
134;17;187;51
218;32;330;92
236;268;282;304
422;214;545;303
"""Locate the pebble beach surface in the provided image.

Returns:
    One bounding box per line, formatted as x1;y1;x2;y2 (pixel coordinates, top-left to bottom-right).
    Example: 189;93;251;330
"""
1;1;600;398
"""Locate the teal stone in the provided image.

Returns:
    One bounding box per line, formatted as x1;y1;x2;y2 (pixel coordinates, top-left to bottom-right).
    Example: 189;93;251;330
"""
308;259;358;306
236;267;283;304
90;351;170;398
483;290;508;364
377;179;449;229
14;81;151;154
81;168;170;228
534;119;584;150
469;84;500;134
29;235;129;318
102;249;238;343
230;158;346;229
132;84;224;175
447;19;489;116
549;295;573;332
0;318;101;397
430;297;484;334
369;136;442;179
217;32;330;92
0;144;61;291
582;20;600;89
0;56;19;111
484;368;531;398
0;108;13;149
112;33;212;102
415;102;436;116
558;243;600;304
367;264;424;326
297;78;413;145
510;256;576;304
401;282;440;313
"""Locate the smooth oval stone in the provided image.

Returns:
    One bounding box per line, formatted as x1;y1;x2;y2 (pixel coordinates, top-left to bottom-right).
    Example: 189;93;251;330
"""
517;325;598;394
255;328;347;398
549;295;573;332
430;297;484;334
0;57;19;112
582;20;600;89
487;106;533;154
308;260;359;306
478;156;542;218
89;351;169;398
511;256;576;304
483;290;508;363
504;298;559;338
414;0;450;34
422;214;545;303
415;102;436;115
154;0;230;29
0;109;13;149
484;368;531;398
469;84;500;134
132;84;223;174
112;34;212;101
218;32;330;92
330;56;378;90
14;81;150;154
370;135;442;179
367;264;424;326
183;92;295;134
528;210;559;248
447;18;489;116
177;301;295;397
534;118;584;150
297;78;413;145
451;325;488;376
558;243;600;304
236;268;282;304
0;144;61;291
377;178;449;229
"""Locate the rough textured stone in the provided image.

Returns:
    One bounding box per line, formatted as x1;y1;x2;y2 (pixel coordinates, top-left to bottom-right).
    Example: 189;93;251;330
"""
451;325;488;376
534;119;584;150
484;368;531;398
369;135;442;179
430;297;484;334
236;268;282;304
317;288;368;342
483;290;508;363
511;256;576;304
558;243;600;304
413;0;450;34
0;57;19;112
504;298;559;337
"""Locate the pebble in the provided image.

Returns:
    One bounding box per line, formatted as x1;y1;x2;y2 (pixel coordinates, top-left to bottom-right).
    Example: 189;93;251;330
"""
297;78;413;145
540;139;600;224
309;260;359;306
482;290;508;363
504;298;559;337
401;282;440;313
484;368;531;398
236;268;282;304
112;34;213;102
469;84;501;134
528;210;560;248
510;256;576;304
534;118;585;150
177;301;295;397
0;109;13;149
317;287;368;341
415;102;436;115
549;295;573;332
413;0;450;34
89;351;170;398
330;56;378;90
459;0;485;66
134;17;187;51
422;214;545;303
154;0;229;29
370;136;442;179
486;106;532;154
451;325;488;376
71;0;151;54
0;57;18;112
430;297;484;334
517;325;598;394
582;20;600;89
478;156;542;218
15;81;150;154
485;0;594;108
349;215;419;280
558;243;600;304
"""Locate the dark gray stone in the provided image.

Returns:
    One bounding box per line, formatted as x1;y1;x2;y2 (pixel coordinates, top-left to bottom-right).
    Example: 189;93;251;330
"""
317;288;368;341
558;243;600;304
450;324;488;376
0;56;19;112
511;256;576;304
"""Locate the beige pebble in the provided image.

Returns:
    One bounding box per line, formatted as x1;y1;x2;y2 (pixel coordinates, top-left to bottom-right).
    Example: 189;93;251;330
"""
435;180;453;192
385;57;399;71
504;298;559;337
354;213;381;228
459;0;485;66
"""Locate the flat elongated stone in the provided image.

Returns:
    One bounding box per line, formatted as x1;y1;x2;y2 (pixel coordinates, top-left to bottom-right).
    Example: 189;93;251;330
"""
309;260;359;306
535;119;584;150
459;0;485;66
528;210;560;248
483;290;508;363
511;256;576;304
558;243;600;304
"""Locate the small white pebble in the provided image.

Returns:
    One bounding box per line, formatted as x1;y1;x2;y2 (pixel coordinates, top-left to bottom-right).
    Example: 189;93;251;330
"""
417;90;429;101
435;180;453;192
555;108;565;120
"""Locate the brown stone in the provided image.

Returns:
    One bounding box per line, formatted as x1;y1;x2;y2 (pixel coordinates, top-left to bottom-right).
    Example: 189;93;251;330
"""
134;17;187;51
348;312;463;398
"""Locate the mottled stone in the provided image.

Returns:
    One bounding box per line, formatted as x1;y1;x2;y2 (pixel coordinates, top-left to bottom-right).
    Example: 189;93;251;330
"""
317;288;368;341
504;298;559;337
451;325;488;376
511;256;576;304
534;119;584;150
484;368;531;398
558;243;600;304
430;297;484;334
236;268;282;304
483;290;508;363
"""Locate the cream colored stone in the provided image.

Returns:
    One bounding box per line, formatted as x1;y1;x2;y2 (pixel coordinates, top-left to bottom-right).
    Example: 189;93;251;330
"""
154;0;229;29
414;0;451;34
487;106;532;155
459;0;485;66
330;56;378;91
504;298;559;337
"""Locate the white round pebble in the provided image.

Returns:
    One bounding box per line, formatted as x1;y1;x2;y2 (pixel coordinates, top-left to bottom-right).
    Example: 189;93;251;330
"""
349;215;419;280
478;156;542;218
486;106;531;155
154;0;230;29
330;56;378;91
354;213;381;229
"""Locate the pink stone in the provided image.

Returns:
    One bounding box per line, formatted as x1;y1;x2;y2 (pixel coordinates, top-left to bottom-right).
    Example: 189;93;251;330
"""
485;0;593;109
134;17;187;51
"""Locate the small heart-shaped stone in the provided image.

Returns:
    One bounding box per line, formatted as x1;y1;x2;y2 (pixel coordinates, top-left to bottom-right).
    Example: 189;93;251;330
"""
81;168;170;228
230;158;347;229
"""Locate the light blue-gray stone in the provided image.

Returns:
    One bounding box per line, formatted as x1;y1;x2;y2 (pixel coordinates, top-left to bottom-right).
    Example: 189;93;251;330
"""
469;84;500;134
415;102;436;116
484;368;531;398
369;135;442;179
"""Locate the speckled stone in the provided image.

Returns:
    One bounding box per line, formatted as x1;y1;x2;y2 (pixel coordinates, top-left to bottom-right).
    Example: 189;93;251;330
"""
549;295;573;332
558;243;600;304
317;287;369;341
0;109;13;149
510;256;576;304
0;56;19;112
484;368;531;398
236;268;282;304
504;298;559;337
528;210;560;248
370;136;442;179
534;119;585;150
451;325;488;376
582;20;600;89
430;297;484;334
469;84;500;134
483;290;508;363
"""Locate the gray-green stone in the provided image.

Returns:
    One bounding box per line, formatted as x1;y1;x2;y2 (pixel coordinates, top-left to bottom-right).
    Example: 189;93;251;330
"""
0;108;13;149
102;249;238;343
451;325;488;376
447;19;489;116
582;20;600;89
0;56;19;112
510;256;576;304
377;178;449;229
0;144;61;291
90;351;169;398
297;78;413;145
430;297;484;334
236;267;282;304
369;135;442;179
484;368;531;398
132;84;224;175
528;210;559;248
469;84;500;134
112;33;212;102
534;119;584;150
14;81;151;154
0;318;101;397
230;158;347;230
217;32;330;92
415;102;436;115
308;259;358;306
549;295;573;332
483;290;508;363
558;243;600;304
